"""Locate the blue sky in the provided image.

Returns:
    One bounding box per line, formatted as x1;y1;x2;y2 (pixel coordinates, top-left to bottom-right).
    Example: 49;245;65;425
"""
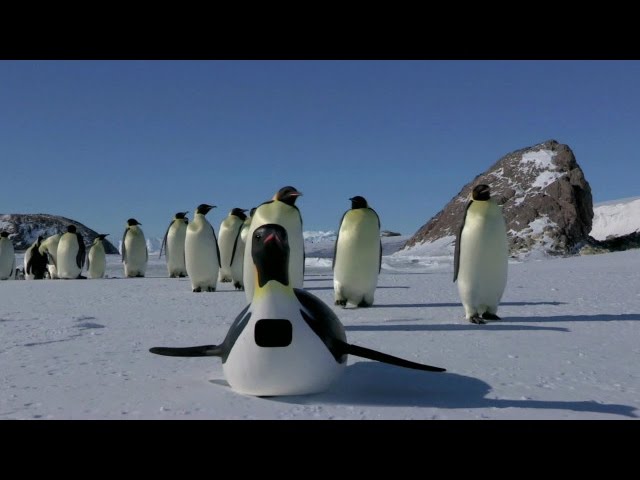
1;60;639;240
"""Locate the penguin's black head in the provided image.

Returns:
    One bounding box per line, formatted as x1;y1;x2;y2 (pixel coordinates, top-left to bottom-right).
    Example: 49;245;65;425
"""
175;211;188;220
472;184;491;201
249;207;257;217
230;208;248;221
67;225;77;233
252;223;289;288
97;234;109;240
349;196;368;209
127;218;141;227
196;204;215;215
37;235;44;243
275;186;302;206
0;232;9;238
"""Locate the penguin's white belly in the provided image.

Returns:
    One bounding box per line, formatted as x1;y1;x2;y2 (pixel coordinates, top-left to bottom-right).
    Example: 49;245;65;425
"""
230;238;245;286
0;240;14;280
334;218;380;303
457;212;508;313
223;288;345;396
88;246;106;279
185;229;218;288
124;236;147;276
57;240;81;279
166;226;187;276
243;205;304;302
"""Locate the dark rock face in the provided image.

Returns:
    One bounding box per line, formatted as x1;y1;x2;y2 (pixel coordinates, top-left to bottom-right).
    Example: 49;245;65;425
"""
580;231;640;255
0;214;119;254
403;140;594;256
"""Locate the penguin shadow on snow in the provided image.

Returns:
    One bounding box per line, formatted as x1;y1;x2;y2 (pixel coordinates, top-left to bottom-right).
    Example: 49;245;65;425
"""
345;324;569;333
370;301;568;308
304;286;410;292
505;313;640;323
268;362;638;418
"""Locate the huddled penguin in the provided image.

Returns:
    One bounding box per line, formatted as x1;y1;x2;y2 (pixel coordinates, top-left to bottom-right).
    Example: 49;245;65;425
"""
185;204;221;292
333;196;382;307
243;186;304;303
57;226;86;279
217;208;248;289
150;224;445;397
0;232;15;280
122;218;148;278
38;233;62;279
87;234;109;279
159;211;189;278
24;236;49;280
454;184;508;324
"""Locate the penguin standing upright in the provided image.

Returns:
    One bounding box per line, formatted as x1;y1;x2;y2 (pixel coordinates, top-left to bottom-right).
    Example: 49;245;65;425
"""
242;186;304;303
38;233;62;279
150;224;445;397
217;208;247;288
333;196;382;307
122;218;148;278
24;236;49;280
0;232;15;280
159;212;189;278
185;204;221;292
87;234;109;279
57;226;86;279
454;184;509;324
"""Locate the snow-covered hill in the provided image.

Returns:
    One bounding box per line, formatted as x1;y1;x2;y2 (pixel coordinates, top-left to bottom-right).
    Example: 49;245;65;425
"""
590;196;640;240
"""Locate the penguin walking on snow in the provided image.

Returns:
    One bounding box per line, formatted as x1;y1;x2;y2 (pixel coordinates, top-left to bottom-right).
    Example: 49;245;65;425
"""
38;233;62;279
159;211;189;278
454;184;508;324
185;204;221;292
333;196;382;307
0;232;15;280
122;218;148;278
57;226;86;279
150;223;445;397
243;186;304;303
87;234;109;279
217;208;248;289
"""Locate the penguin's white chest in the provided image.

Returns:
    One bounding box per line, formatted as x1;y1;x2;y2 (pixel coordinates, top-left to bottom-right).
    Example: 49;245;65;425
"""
218;218;242;278
57;234;81;278
0;238;15;280
333;209;381;300
223;285;345;396
124;228;147;274
457;201;508;308
166;222;187;271
88;244;106;278
185;218;219;283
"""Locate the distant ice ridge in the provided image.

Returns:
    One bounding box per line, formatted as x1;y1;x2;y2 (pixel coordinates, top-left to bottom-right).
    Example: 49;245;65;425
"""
590;197;640;240
303;230;337;243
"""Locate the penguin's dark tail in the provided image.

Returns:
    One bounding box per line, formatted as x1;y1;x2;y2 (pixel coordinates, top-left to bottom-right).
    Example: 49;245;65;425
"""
337;341;446;372
149;345;223;357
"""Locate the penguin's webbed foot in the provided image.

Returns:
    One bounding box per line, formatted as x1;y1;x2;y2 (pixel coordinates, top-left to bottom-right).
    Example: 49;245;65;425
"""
233;282;243;290
469;315;486;325
220;277;231;283
482;312;501;320
357;300;372;308
193;287;202;292
335;299;347;307
206;286;216;292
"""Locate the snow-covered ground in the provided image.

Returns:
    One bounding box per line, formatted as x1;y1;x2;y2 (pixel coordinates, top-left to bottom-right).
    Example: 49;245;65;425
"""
1;246;639;419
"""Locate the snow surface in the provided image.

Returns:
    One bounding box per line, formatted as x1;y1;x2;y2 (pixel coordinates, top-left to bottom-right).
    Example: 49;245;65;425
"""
2;246;639;419
591;197;640;240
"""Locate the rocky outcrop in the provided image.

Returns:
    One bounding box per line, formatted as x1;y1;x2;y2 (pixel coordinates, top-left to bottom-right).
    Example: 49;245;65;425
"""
403;140;594;256
0;214;119;253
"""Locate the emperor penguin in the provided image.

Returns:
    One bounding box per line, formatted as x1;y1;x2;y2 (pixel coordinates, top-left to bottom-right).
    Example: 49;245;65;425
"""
57;226;86;279
217;208;248;288
122;218;148;278
159;211;189;278
150;224;445;397
38;233;62;279
87;234;109;279
24;236;49;280
0;232;16;280
242;186;304;303
454;184;509;324
333;196;382;308
185;204;221;292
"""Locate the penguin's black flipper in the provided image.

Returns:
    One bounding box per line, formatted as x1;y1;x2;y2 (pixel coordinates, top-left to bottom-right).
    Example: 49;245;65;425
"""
149;345;224;357
336;340;446;372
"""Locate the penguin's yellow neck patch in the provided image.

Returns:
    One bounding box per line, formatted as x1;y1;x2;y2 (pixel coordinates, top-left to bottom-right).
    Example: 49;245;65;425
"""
253;278;294;300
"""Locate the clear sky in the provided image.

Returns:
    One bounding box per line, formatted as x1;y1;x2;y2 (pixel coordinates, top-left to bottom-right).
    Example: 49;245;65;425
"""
1;60;639;240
